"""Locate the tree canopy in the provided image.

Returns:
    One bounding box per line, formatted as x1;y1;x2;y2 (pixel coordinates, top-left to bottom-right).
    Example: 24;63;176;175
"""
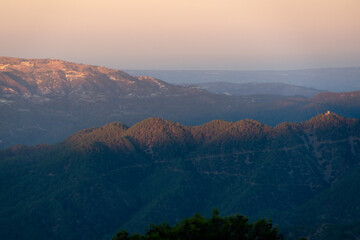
113;210;284;240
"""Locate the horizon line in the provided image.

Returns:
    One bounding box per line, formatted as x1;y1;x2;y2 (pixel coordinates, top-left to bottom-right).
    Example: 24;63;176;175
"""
1;55;359;72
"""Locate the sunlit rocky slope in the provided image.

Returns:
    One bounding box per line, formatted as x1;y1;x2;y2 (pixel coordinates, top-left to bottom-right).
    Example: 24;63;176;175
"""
1;57;360;149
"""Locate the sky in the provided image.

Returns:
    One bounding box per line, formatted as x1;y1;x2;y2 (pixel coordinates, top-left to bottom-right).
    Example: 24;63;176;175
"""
1;0;360;70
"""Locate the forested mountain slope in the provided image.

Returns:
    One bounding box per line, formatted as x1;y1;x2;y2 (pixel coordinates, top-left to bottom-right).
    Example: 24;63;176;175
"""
1;113;359;240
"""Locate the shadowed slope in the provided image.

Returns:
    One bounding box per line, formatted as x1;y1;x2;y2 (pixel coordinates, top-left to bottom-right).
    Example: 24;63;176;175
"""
1;114;360;239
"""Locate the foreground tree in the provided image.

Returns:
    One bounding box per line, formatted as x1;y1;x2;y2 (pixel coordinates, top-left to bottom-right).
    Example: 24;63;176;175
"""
113;210;285;240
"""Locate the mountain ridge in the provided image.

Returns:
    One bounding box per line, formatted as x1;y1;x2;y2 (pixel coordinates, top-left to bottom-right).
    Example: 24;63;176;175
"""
192;81;323;97
0;56;196;98
1;113;360;239
2;56;360;149
125;68;360;92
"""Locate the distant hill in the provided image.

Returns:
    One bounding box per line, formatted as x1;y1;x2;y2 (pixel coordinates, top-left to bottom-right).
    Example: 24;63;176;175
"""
192;82;323;97
0;56;204;98
126;68;360;92
0;57;231;147
1;57;360;149
1;113;359;240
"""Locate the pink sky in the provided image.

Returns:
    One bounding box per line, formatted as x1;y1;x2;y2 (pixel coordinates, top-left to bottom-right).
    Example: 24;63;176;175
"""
1;0;360;70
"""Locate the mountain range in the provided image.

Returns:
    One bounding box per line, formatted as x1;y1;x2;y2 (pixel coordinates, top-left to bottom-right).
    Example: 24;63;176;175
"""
1;113;360;240
1;57;360;149
126;68;360;92
192;82;322;97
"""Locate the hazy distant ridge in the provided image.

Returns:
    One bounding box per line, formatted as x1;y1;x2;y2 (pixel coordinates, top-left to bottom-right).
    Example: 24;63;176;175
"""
193;81;323;97
126;68;360;92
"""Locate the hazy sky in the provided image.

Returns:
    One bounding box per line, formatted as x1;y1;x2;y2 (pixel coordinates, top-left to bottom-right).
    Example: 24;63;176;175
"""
1;0;360;70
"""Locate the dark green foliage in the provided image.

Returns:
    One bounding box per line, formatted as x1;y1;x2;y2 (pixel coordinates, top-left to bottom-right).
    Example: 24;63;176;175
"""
113;210;284;240
1;113;360;239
